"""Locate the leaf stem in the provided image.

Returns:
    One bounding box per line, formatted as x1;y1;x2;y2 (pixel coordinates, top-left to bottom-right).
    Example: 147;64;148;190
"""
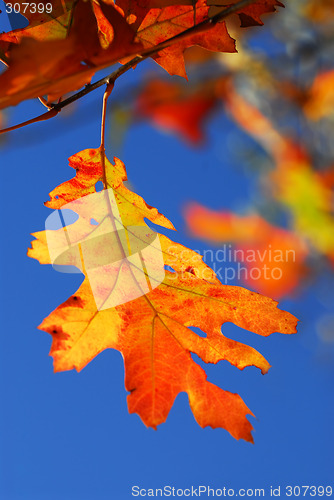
38;96;53;110
100;83;114;153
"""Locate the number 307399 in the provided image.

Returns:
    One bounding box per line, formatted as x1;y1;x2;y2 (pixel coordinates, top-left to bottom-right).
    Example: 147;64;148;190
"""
5;3;53;14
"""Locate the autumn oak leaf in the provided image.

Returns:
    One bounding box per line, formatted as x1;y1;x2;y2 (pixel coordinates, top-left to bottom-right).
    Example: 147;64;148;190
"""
118;0;236;78
28;148;298;441
0;0;142;108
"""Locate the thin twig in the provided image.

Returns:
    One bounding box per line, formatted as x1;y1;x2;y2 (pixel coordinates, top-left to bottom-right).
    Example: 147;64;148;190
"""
0;108;59;134
100;83;114;153
0;0;260;135
100;82;114;188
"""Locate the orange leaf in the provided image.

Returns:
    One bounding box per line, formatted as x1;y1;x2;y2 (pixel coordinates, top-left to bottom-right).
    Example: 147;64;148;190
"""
136;79;217;143
0;0;142;108
184;203;309;298
118;0;236;77
28;148;298;439
303;0;333;23
304;70;334;121
0;0;74;54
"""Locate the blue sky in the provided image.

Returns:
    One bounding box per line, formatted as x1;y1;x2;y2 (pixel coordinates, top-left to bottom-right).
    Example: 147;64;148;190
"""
0;8;334;500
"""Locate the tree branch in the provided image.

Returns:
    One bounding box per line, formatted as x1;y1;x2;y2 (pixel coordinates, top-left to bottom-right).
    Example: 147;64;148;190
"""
0;0;260;135
0;108;59;134
52;0;257;112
